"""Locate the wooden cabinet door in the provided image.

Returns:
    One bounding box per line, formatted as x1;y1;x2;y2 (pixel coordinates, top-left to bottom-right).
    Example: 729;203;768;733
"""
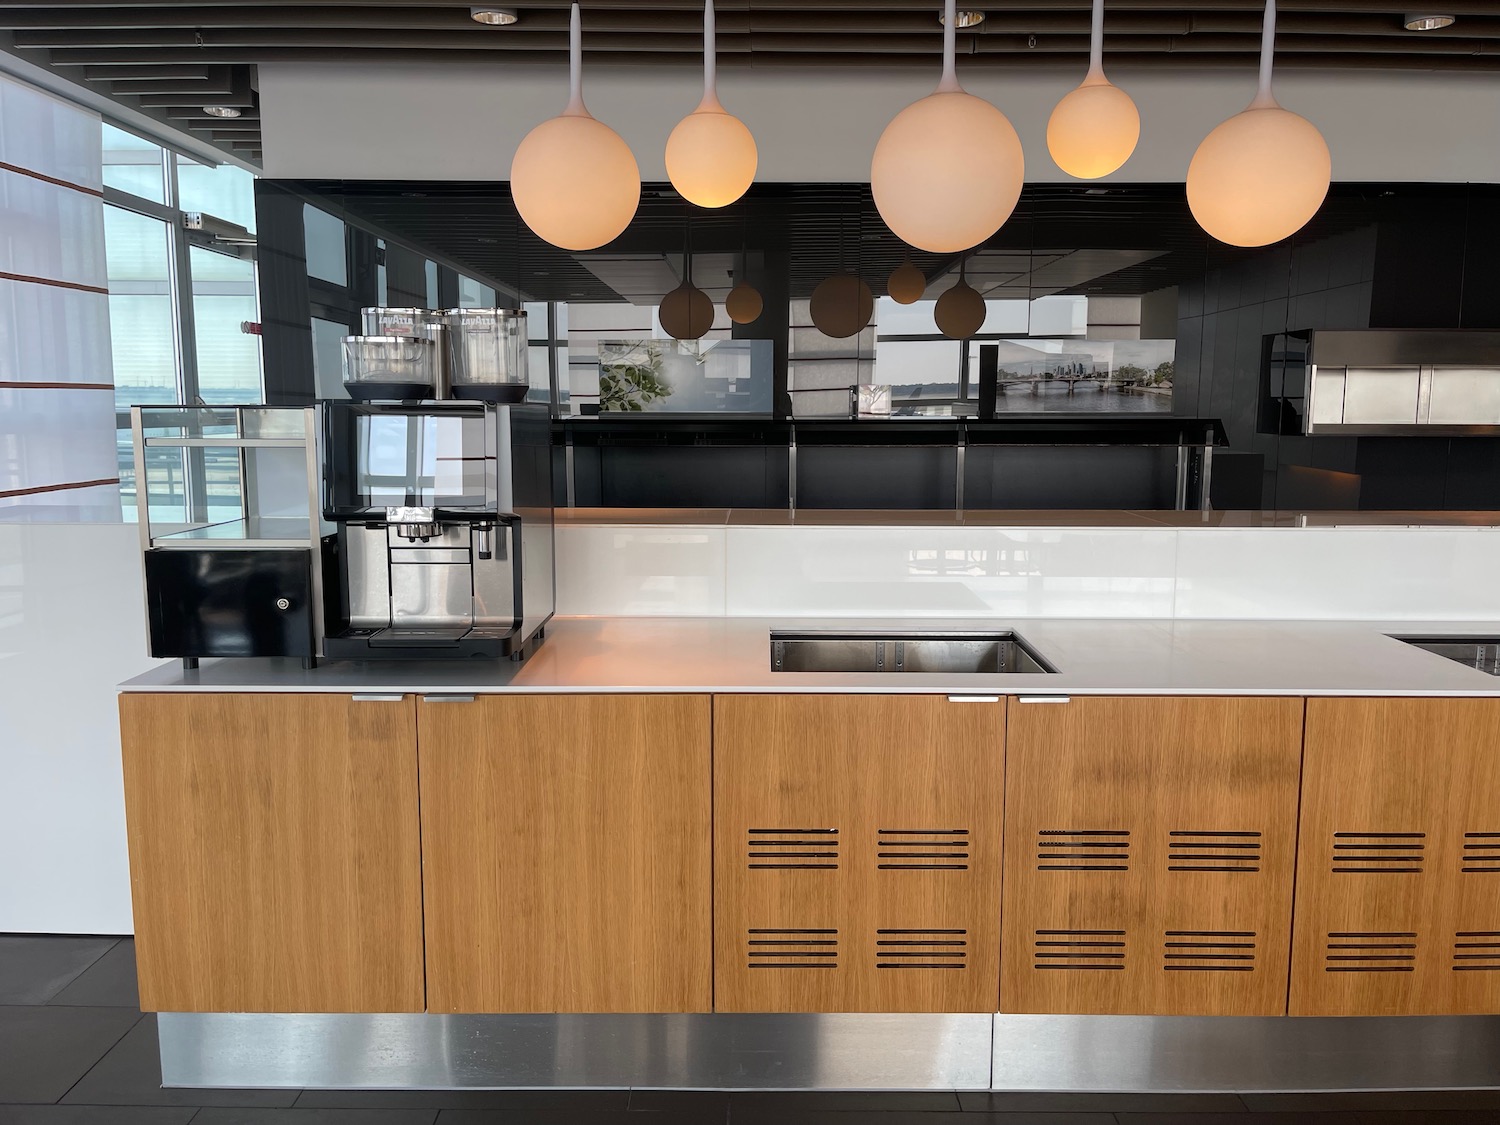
714;694;1004;1013
1002;696;1304;1016
120;692;424;1013
419;694;712;1013
1292;698;1500;1016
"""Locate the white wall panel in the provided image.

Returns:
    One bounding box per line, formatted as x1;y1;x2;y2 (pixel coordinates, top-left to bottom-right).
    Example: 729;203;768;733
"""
555;524;727;616
0;169;107;289
0;523;164;934
552;520;1500;623
261;63;1500;185
1172;527;1500;621
0;278;111;384
0;76;102;194
0;386;120;497
722;525;1179;618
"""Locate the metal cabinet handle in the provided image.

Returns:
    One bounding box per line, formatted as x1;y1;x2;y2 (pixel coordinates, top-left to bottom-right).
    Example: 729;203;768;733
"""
423;694;477;704
948;695;1001;703
352;693;405;702
1018;695;1071;704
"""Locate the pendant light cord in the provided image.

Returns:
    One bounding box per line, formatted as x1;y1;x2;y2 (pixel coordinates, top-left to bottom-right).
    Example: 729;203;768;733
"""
1087;0;1105;80
565;2;586;115
937;0;960;93
700;0;722;110
1252;0;1278;108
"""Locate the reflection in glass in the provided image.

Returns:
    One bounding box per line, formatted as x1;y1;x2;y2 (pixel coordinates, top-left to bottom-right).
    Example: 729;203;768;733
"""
189;246;263;404
303;204;347;286
458;276;496;308
311;316;350;399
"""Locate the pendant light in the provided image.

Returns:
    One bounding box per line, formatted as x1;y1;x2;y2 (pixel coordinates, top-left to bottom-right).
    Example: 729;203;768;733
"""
1046;0;1139;179
658;227;714;341
934;257;985;340
726;268;762;325
726;280;763;324
1186;0;1330;247
886;253;927;305
725;222;763;324
810;213;873;339
810;273;874;339
666;0;758;209
870;0;1023;255
510;4;640;251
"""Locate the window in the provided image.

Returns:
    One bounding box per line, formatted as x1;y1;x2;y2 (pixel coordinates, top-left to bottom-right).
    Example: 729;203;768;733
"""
102;122;264;517
104;205;177;410
176;155;256;233
101;123;165;203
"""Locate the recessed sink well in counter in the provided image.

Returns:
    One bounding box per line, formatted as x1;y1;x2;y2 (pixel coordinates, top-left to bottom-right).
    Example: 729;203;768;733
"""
1394;636;1500;676
769;630;1057;675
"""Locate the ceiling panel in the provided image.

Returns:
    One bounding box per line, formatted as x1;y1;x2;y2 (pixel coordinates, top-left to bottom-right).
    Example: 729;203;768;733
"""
3;3;1499;163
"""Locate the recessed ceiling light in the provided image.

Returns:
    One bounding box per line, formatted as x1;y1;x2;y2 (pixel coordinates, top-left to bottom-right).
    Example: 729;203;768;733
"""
470;6;519;25
203;105;241;118
1403;13;1455;30
939;10;985;27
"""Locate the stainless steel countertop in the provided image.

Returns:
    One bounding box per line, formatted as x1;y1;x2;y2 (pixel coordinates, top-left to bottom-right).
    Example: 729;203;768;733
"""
119;616;1500;696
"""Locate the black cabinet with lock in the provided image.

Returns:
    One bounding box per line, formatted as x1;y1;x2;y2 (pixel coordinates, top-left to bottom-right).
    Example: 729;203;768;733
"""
143;547;318;666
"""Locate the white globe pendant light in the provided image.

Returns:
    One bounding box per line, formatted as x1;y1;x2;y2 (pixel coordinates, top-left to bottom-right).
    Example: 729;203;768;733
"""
870;0;1024;255
1186;0;1330;247
1046;0;1139;179
666;0;757;209
510;4;640;251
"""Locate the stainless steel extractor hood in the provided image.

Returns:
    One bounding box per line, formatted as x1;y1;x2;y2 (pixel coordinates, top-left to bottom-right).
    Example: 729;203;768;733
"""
1305;330;1500;435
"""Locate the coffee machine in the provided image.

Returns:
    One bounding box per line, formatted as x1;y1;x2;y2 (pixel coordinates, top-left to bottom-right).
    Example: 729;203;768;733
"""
320;399;554;660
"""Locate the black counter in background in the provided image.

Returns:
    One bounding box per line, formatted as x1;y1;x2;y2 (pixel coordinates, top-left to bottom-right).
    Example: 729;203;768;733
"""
554;416;1227;512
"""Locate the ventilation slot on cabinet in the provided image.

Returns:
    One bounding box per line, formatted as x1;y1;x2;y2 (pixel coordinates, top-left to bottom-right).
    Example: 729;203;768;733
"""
1037;830;1129;871
1453;932;1500;971
747;928;838;969
1324;931;1417;972
747;827;838;870
1331;832;1426;874
1462;834;1500;873
877;828;969;870
876;928;968;969
1168;831;1262;872
1163;930;1256;972
1033;929;1126;970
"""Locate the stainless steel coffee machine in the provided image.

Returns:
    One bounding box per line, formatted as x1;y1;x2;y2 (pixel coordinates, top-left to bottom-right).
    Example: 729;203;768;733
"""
320;400;554;660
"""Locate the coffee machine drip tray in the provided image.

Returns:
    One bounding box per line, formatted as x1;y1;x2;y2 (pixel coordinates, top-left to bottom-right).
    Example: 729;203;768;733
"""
323;622;541;661
368;626;471;648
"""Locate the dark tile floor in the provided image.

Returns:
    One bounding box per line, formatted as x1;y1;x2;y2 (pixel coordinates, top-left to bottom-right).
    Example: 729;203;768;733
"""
3;935;1500;1125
